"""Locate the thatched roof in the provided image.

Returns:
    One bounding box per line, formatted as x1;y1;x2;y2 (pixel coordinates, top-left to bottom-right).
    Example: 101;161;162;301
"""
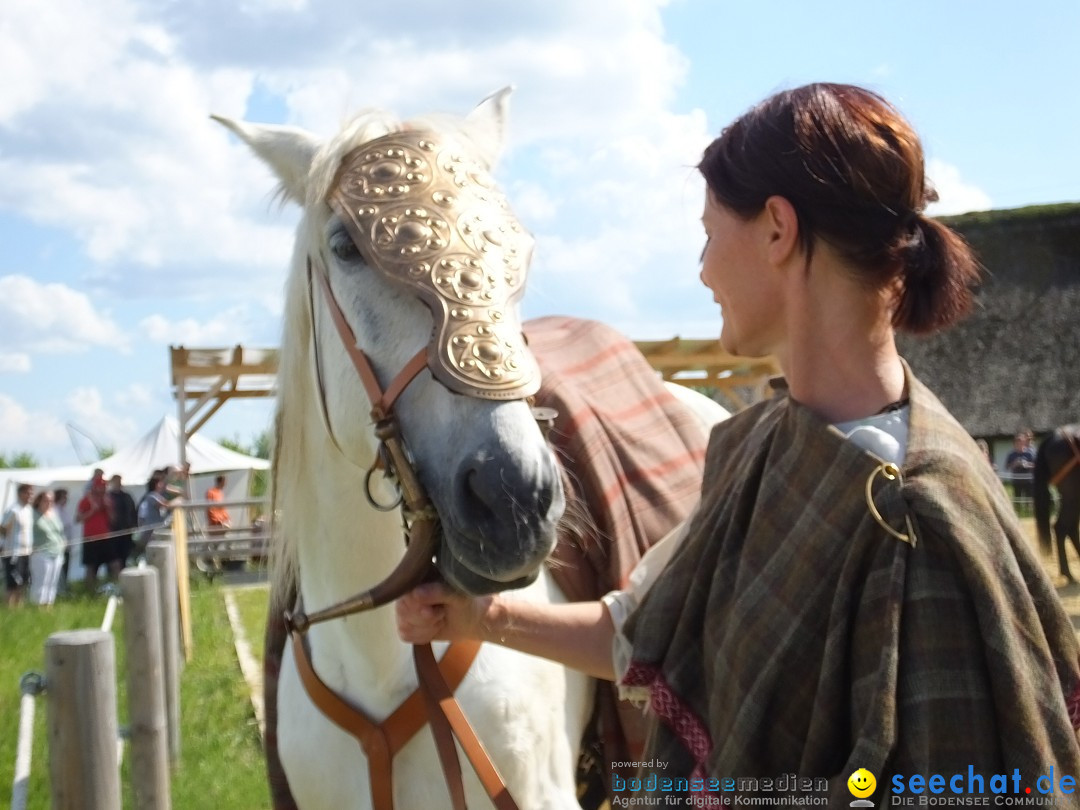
897;203;1080;438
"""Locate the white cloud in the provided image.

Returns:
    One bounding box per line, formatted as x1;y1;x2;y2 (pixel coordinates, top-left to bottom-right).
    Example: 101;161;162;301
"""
0;275;130;354
0;394;67;452
525;107;713;326
508;182;562;224
139;305;255;345
0;0;721;455
0;353;32;373
926;158;993;216
0;0;688;292
64;387;140;451
114;383;156;411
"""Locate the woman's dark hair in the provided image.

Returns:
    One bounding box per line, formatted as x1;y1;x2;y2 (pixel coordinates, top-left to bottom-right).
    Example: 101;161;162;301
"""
698;83;981;334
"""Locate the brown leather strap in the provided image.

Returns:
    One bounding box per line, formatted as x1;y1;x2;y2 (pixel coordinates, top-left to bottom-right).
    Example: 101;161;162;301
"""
415;644;467;810
414;644;520;810
380;350;430;415
310;257;385;410
290;630;480;810
1050;432;1080;489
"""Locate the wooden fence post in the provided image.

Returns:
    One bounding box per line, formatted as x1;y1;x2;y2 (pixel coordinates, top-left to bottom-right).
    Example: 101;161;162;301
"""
44;629;121;810
171;509;193;660
146;540;182;764
120;568;172;810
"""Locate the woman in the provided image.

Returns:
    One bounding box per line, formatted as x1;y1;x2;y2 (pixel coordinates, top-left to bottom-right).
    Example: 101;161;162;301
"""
135;472;174;558
30;491;66;607
76;475;113;588
397;84;1080;801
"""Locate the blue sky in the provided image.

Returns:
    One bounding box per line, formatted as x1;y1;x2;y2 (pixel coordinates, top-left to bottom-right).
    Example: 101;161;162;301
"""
1;0;1077;465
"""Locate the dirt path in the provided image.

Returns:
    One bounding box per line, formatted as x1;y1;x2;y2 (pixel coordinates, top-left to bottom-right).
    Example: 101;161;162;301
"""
223;584;267;737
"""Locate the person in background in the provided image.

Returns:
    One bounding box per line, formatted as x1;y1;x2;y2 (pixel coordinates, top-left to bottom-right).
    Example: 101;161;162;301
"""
1005;429;1036;500
135;472;176;558
52;488;75;593
76;475;113;589
164;463;191;501
1;483;34;607
206;474;231;536
83;467;105;495
29;491;65;607
107;474;138;570
397;83;1080;801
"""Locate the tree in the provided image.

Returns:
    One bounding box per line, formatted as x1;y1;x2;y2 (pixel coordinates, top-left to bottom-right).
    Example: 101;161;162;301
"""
218;435;250;456
217;430;272;503
0;451;38;468
252;429;272;460
217;429;271;459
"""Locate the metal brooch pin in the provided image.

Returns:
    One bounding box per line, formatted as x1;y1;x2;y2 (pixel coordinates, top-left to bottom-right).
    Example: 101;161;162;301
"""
864;462;916;546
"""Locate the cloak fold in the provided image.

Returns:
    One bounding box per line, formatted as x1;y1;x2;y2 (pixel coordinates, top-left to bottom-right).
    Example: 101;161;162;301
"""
624;369;1080;805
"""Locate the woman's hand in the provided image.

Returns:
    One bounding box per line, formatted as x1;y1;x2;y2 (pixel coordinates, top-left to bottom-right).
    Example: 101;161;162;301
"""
398;582;619;680
396;582;494;644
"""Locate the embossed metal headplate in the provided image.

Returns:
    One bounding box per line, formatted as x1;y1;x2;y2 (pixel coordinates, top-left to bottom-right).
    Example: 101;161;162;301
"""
329;130;539;400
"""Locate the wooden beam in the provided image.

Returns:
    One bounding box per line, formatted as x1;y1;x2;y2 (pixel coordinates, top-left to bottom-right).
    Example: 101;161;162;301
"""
175;389;275;400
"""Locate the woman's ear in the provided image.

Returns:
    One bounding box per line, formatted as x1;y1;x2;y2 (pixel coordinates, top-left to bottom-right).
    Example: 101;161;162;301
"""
762;195;801;266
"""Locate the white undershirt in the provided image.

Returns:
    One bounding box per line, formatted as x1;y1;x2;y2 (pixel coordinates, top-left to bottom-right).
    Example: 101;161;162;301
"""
604;406;910;688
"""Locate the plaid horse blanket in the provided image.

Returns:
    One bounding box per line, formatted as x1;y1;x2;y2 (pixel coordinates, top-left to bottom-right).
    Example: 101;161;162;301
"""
264;315;710;808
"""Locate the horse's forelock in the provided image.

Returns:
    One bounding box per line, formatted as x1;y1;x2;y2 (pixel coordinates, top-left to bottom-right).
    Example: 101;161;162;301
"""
305;109;500;208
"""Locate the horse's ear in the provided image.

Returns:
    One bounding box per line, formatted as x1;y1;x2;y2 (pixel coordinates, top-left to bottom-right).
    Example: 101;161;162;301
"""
464;86;513;168
211;115;320;204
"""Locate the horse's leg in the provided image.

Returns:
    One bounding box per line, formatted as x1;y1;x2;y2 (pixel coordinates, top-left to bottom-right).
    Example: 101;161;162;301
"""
1056;523;1074;581
1059;484;1080;581
1055;487;1080;582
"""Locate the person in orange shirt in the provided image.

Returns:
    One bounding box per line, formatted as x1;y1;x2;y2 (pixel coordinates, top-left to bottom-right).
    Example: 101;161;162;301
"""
206;475;231;536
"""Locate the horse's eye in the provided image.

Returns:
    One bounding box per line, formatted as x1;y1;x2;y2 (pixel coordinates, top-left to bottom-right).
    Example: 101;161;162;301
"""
330;233;363;263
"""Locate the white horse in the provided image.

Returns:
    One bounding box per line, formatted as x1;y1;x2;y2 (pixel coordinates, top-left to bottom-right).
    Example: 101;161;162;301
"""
215;89;728;810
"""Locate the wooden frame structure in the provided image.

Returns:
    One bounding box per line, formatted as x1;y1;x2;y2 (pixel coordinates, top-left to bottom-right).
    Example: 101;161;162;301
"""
168;339;777;459
634;337;780;411
169;345;279;471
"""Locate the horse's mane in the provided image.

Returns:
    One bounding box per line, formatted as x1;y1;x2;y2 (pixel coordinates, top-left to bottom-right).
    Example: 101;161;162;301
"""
267;107;500;605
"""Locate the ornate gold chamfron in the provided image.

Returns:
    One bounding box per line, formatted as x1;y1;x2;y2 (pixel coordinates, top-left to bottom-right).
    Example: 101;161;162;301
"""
329;130;538;399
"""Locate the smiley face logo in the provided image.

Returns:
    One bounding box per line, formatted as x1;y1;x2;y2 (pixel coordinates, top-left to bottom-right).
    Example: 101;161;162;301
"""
848;768;876;798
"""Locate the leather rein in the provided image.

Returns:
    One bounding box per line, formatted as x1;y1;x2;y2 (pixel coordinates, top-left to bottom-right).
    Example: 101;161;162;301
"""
283;254;520;810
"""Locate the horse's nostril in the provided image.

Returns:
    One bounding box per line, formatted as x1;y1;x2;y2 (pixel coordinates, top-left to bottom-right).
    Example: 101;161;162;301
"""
455;452;556;536
460;460;505;525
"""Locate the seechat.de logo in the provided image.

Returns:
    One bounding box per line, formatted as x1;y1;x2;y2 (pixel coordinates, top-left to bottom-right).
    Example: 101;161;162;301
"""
848;768;877;807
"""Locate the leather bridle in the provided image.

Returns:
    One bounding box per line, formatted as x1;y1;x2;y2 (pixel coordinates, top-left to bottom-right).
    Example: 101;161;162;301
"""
283;249;525;810
287;256;439;633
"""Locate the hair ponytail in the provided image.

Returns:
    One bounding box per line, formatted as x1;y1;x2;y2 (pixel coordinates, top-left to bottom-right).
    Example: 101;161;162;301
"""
892;216;981;334
699;83;984;337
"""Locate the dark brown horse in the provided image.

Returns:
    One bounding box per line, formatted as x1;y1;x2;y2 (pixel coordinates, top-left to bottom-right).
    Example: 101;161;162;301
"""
1034;424;1080;580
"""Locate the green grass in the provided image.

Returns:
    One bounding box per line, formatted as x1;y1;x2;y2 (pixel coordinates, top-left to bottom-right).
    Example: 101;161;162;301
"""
174;581;268;809
0;579;269;809
0;585;125;810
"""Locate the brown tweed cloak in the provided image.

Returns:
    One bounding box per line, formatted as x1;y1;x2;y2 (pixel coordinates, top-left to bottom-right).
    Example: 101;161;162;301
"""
623;367;1080;806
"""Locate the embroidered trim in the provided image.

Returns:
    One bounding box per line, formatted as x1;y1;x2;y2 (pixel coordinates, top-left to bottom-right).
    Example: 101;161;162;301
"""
623;662;716;782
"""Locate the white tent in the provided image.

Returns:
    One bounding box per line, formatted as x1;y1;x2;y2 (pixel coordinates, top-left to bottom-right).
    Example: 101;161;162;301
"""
1;416;270;580
0;415;269;511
